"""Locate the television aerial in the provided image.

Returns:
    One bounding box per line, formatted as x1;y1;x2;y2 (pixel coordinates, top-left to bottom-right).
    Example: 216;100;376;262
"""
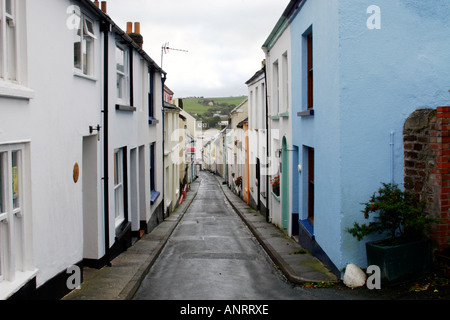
161;42;188;69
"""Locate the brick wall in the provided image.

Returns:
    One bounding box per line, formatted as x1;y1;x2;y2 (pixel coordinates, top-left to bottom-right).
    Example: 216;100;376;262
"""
403;107;450;252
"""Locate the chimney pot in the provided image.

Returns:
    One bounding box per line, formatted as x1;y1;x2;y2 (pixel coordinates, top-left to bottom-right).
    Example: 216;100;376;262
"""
101;1;107;14
94;1;99;8
126;22;133;34
134;22;141;34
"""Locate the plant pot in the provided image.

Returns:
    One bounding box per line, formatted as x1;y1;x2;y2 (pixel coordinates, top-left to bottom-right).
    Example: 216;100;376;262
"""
365;238;431;286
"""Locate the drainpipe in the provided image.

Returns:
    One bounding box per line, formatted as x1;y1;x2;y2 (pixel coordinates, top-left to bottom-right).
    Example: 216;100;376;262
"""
390;131;395;184
263;63;270;223
101;20;111;267
162;73;167;218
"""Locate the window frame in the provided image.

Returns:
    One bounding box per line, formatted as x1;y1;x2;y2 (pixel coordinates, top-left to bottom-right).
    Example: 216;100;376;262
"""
306;32;313;110
0;143;26;284
73;9;96;77
272;60;279;115
114;148;125;228
116;44;131;106
150;143;155;192
282;52;289;113
148;68;156;122
0;0;17;82
0;0;34;100
0;151;6;283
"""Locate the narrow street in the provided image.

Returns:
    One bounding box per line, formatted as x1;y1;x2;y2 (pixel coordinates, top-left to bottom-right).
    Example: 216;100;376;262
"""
133;171;314;300
132;171;369;300
131;171;450;302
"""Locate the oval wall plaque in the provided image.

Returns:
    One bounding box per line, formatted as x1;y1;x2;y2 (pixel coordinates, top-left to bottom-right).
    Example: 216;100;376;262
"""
73;162;79;183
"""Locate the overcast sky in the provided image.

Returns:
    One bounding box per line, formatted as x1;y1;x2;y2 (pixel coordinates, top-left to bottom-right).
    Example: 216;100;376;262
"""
106;0;289;98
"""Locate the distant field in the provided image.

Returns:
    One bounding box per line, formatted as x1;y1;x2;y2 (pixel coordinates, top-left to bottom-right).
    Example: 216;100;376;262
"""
181;96;247;115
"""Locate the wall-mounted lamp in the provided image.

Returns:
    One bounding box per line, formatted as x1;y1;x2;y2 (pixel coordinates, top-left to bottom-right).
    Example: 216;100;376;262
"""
89;125;101;141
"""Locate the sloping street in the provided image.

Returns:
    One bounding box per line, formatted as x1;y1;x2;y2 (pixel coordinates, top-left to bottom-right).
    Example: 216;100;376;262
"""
62;170;450;303
133;171;307;299
131;171;448;300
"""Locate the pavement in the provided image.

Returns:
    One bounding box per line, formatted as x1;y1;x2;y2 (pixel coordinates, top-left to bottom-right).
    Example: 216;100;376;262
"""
213;174;337;285
62;171;336;300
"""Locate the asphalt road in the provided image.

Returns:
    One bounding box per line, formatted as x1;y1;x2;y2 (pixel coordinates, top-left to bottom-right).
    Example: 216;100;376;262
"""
134;172;319;299
133;172;349;300
133;171;450;301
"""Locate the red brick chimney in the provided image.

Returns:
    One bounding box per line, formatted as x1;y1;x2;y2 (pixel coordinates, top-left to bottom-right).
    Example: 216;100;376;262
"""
126;22;144;49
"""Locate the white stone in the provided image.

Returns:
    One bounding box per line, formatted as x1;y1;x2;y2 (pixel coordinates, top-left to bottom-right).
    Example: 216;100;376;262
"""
343;264;367;288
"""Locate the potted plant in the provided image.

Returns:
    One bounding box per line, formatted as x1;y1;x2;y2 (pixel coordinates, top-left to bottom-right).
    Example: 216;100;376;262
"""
235;176;242;188
347;183;437;285
271;175;280;197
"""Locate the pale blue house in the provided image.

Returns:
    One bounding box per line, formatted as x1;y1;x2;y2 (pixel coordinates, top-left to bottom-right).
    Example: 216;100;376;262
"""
279;0;450;276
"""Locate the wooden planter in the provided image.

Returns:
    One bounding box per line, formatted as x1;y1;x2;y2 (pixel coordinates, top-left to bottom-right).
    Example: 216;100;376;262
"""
365;238;432;286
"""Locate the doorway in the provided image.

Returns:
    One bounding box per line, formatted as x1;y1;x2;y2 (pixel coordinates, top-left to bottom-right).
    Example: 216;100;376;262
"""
82;135;99;260
307;147;314;224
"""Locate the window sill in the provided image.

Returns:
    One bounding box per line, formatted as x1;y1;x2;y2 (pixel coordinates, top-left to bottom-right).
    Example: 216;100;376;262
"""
279;111;289;118
116;104;136;112
149;117;160;125
270;115;280;120
0;268;39;300
73;71;98;82
300;219;314;237
0;81;35;100
271;191;280;202
150;190;160;205
297;109;314;117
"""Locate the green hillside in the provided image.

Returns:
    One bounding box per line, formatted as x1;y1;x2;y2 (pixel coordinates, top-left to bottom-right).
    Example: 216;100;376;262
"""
181;96;247;115
180;96;247;129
